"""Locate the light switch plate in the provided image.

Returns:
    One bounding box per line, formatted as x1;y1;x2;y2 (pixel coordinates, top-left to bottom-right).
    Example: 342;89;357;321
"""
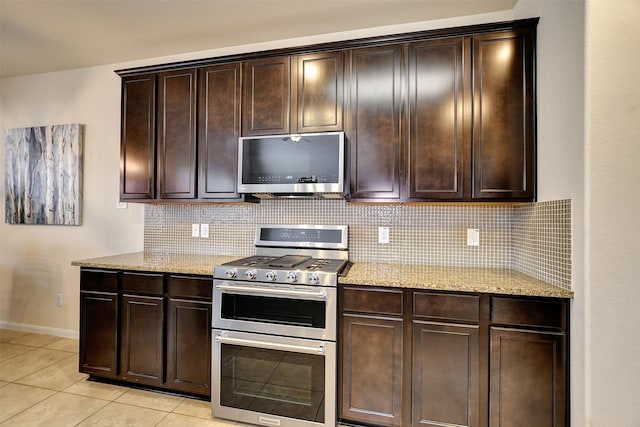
192;224;200;237
116;201;128;209
467;228;480;246
200;223;209;238
378;227;390;244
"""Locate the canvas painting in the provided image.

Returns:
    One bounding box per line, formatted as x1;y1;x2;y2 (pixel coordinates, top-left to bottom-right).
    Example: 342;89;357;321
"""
4;123;83;225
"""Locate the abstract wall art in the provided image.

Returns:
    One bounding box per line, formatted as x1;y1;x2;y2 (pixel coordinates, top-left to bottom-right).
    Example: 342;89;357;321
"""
4;123;83;225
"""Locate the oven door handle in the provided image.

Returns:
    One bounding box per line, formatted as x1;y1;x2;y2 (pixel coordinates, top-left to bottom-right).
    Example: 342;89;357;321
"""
215;334;326;355
215;283;328;300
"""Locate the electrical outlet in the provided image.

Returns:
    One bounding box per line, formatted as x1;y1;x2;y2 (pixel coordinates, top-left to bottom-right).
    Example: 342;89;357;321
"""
467;228;480;246
192;224;200;237
378;226;390;244
115;201;128;209
56;293;63;307
200;223;209;238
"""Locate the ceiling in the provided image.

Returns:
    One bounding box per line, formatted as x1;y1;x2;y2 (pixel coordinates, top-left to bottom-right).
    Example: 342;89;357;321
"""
0;0;517;78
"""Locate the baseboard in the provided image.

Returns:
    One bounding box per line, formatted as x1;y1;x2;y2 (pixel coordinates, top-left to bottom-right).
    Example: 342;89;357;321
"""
0;321;78;339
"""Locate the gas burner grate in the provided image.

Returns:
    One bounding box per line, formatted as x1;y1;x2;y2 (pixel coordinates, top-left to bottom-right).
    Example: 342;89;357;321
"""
238;256;275;267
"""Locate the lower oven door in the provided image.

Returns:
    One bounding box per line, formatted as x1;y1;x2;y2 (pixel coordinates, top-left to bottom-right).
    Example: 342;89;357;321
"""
212;329;336;427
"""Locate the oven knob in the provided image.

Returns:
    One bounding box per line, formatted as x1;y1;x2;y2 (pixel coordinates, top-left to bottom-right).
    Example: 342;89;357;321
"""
286;272;298;283
309;273;320;284
265;271;277;281
225;268;238;279
245;269;257;280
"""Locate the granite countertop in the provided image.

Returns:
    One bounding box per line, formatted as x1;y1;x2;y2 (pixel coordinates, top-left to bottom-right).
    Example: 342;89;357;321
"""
340;262;573;298
72;252;573;298
71;252;241;276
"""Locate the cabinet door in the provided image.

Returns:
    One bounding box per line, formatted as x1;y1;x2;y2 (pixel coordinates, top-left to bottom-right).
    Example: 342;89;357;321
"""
166;273;212;395
413;321;479;427
79;269;119;378
340;313;404;426
347;45;403;200
121;294;164;387
166;298;212;395
472;29;536;200
243;56;292;135
157;68;197;199
198;63;242;199
490;328;566;427
120;74;156;200
79;291;119;378
408;38;467;200
296;51;344;133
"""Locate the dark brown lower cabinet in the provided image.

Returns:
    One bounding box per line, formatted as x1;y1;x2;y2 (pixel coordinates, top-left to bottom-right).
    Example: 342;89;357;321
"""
339;287;569;427
489;328;566;427
120;272;164;387
78;268;212;397
79;269;119;378
120;294;164;387
340;286;406;426
341;314;404;426
166;275;212;395
413;322;479;427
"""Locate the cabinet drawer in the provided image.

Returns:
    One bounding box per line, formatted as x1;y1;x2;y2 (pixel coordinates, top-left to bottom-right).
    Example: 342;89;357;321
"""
413;292;479;322
80;269;119;293
122;272;164;296
491;297;567;330
168;275;212;300
342;286;404;316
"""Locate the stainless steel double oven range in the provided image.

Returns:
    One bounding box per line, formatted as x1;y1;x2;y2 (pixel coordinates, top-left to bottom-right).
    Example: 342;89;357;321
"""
212;224;349;427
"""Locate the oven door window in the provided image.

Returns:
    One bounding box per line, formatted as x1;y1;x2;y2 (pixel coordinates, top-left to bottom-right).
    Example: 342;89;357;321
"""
220;344;325;423
221;294;326;328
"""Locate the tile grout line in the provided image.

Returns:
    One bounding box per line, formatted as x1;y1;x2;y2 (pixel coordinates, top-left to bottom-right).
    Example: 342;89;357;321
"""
2;332;281;426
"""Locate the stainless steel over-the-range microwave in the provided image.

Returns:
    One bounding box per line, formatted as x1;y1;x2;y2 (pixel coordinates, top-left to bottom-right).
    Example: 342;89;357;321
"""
237;131;345;198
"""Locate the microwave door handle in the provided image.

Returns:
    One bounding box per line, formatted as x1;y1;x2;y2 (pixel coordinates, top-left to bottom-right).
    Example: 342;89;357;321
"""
215;335;326;355
215;283;327;300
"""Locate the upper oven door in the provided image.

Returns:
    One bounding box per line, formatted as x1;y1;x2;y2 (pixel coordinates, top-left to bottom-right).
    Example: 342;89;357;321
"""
237;131;345;194
213;280;337;341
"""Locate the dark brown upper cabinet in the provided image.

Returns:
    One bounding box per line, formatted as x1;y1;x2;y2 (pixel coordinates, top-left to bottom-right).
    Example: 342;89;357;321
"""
296;52;344;132
243;56;292;136
407;37;469;200
119;69;198;201
349;25;536;202
157;69;197;199
472;28;536;201
346;45;403;201
198;63;242;200
243;51;344;136
120;74;156;200
117;18;537;203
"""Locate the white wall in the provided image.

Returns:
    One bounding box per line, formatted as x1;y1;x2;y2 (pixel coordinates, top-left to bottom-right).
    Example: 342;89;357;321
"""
0;67;145;336
585;0;640;425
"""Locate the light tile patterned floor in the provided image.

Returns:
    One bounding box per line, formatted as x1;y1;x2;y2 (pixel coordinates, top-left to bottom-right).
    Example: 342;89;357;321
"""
0;329;246;426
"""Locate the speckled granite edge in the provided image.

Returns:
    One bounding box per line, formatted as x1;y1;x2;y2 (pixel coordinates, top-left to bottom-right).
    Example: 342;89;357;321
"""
72;253;573;298
339;262;574;299
71;252;242;276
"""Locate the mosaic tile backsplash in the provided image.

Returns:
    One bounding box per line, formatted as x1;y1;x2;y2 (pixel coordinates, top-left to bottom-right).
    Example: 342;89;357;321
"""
144;199;572;290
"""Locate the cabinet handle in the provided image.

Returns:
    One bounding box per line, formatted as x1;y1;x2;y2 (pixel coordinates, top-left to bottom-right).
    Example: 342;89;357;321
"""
215;283;327;300
215;334;326;355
